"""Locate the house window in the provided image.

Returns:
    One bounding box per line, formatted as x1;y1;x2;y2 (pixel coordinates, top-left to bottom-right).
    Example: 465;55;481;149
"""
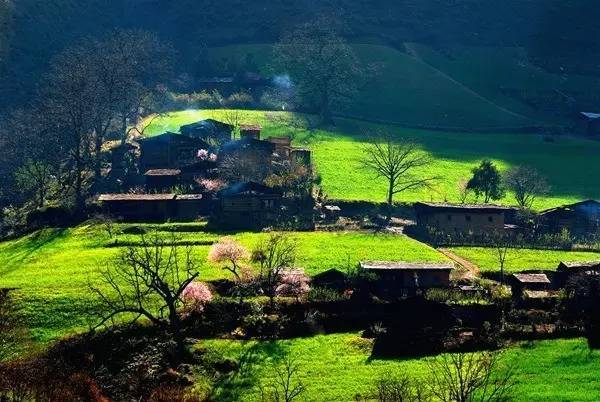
465;215;472;222
488;216;494;223
447;215;452;221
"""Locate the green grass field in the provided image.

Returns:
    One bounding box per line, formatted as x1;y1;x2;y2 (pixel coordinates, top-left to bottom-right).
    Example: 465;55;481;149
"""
202;43;600;128
450;246;600;273
200;333;600;401
0;223;443;343
141;109;600;210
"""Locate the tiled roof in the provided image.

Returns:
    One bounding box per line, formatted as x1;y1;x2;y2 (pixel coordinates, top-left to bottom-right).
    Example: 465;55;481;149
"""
360;261;454;271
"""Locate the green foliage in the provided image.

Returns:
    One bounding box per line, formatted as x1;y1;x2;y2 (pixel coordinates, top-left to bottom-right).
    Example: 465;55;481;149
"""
466;159;505;203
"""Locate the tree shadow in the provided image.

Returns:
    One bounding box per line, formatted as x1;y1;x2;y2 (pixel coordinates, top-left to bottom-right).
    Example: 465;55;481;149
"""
0;228;67;276
212;340;289;402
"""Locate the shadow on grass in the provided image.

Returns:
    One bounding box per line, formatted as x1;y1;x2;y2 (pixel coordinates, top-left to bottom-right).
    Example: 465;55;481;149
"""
0;228;67;276
212;341;289;402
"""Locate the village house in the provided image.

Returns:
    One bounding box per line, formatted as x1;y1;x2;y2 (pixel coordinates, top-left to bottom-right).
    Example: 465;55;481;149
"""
359;261;454;296
98;193;211;222
180;119;233;145
414;202;515;235
217;181;283;228
240;124;262;140
138;132;210;171
578;112;600;137
219;136;276;162
556;260;600;287
510;273;551;299
540;200;600;236
144;169;181;192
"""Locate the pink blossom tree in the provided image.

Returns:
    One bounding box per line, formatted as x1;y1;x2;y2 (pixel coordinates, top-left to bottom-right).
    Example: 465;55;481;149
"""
276;269;310;302
197;149;217;162
208;238;250;280
181;281;213;314
196;178;226;193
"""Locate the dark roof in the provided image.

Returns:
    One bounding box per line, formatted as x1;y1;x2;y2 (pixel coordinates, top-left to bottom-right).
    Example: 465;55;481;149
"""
415;202;514;214
176;194;203;200
139;132;208;147
240;124;262;131
581;112;600;120
180;119;233;134
557;260;600;271
360;261;454;271
219;181;282;197
540;200;600;215
513;273;550;284
145;169;181;176
99;194;175;202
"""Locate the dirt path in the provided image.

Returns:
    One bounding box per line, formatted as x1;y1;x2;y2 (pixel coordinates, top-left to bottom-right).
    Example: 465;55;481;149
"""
438;248;481;280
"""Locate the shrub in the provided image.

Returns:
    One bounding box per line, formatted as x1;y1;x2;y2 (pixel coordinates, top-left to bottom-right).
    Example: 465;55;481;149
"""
307;287;345;303
181;281;213;314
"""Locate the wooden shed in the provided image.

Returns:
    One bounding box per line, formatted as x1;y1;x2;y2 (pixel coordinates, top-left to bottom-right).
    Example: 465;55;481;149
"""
138;133;209;171
217;181;282;228
145;169;181;191
359;261;454;295
511;273;551;298
98;194;176;221
540;200;600;236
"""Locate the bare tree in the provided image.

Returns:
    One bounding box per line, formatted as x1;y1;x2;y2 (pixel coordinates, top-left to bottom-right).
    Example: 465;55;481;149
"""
251;233;297;304
457;178;472;204
371;373;428;402
274;18;364;125
427;350;516;402
504;166;549;209
362;136;438;220
490;234;520;286
261;354;306;402
222;109;243;139
90;235;199;352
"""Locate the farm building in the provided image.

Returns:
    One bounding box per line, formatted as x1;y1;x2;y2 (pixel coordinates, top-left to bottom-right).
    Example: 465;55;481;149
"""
217;181;282;228
556;260;600;287
98;193;212;222
578;112;600;136
144;169;181;191
180;119;233;145
266;136;292;158
219;136;276;162
540;200;600;236
240;124;262;140
359;261;454;295
138;133;209;171
414;202;515;235
511;273;551;299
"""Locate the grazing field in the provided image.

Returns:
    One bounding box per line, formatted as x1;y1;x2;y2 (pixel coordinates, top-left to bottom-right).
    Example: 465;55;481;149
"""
449;246;600;273
201;334;600;401
202;43;600;128
141;109;600;210
0;223;444;343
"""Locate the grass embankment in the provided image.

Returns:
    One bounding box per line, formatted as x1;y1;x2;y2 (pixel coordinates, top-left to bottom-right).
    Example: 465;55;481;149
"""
142;109;600;210
0;223;443;343
200;334;600;401
449;247;600;273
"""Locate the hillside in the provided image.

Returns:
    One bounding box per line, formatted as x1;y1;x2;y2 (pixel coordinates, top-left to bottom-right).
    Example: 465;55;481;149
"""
2;0;600;119
142;110;600;210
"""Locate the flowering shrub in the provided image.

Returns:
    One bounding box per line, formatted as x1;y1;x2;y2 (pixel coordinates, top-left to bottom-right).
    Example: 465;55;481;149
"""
197;178;225;193
197;149;217;162
208;238;250;280
275;269;310;301
181;281;213;313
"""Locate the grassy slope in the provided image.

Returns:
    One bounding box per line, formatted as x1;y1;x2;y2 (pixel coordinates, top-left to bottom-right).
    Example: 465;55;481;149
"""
142;110;600;210
0;223;443;342
449;246;600;273
201;334;600;401
204;43;600;128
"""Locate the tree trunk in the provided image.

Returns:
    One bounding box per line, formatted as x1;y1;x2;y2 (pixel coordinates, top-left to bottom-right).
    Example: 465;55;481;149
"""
94;125;103;184
319;91;334;126
168;302;185;356
386;180;394;221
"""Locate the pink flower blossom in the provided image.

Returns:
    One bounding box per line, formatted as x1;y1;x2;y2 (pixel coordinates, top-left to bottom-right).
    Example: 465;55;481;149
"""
276;269;310;299
208;238;250;264
197;178;225;193
197;149;209;159
181;281;213;313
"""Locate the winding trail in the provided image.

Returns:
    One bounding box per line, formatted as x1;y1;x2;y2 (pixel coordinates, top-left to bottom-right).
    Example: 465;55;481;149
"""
438;248;481;279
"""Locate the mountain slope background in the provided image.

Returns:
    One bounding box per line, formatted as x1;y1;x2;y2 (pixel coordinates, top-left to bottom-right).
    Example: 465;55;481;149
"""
1;0;600;127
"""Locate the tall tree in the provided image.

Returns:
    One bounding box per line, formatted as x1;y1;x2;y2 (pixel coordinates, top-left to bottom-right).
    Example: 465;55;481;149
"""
362;136;438;220
504;165;549;209
274;18;363;125
42;46;96;211
467;160;505;203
